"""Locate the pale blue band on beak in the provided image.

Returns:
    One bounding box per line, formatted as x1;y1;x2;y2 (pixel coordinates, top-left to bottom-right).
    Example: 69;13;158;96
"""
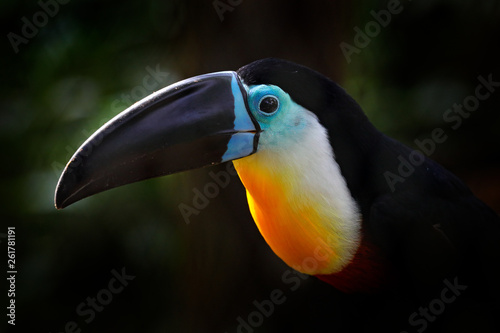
231;74;253;131
221;74;257;162
222;133;256;162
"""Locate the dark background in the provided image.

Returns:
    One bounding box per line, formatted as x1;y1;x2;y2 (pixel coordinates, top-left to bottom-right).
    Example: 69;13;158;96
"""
2;0;500;332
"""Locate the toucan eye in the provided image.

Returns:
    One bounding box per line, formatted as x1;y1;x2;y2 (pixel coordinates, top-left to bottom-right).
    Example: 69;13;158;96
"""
258;95;279;114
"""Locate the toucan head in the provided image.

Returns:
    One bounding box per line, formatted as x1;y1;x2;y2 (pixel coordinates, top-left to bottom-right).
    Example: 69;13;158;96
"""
55;58;375;211
55;58;382;283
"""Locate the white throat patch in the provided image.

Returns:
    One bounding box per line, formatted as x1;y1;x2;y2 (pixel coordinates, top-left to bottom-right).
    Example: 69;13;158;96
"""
234;108;362;274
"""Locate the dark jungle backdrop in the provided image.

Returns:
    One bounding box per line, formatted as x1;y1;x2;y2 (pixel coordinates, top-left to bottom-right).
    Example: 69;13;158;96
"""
2;0;499;332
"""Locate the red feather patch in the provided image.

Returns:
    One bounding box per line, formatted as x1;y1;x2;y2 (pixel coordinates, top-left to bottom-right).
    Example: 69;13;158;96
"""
315;237;394;293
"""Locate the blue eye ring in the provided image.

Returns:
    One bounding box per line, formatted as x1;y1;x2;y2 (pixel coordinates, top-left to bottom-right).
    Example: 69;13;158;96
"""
258;95;280;115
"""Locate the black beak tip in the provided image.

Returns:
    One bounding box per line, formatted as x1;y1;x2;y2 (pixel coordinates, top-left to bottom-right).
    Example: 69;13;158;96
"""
54;170;82;210
54;185;69;210
54;193;67;210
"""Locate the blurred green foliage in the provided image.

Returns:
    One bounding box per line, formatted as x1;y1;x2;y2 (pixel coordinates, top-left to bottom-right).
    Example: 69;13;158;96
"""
1;0;499;332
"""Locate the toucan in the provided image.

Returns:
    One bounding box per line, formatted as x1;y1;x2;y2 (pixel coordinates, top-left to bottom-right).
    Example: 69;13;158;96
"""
55;58;500;330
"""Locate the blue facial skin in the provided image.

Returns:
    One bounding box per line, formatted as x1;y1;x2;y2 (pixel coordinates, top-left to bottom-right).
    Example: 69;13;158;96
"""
246;84;308;150
223;78;309;162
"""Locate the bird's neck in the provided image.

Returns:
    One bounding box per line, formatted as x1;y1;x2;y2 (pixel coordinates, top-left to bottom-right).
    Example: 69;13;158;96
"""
233;133;362;275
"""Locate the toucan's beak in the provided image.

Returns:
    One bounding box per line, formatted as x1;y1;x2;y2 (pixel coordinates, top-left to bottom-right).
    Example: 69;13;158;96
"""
55;71;260;209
